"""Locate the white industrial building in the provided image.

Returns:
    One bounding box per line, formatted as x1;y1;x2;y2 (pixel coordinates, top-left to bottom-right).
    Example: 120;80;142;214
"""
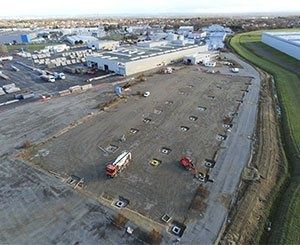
136;40;168;48
87;40;119;50
66;35;99;45
178;26;194;36
86;41;208;76
203;25;232;50
0;29;38;44
184;52;218;65
125;25;150;35
262;32;300;60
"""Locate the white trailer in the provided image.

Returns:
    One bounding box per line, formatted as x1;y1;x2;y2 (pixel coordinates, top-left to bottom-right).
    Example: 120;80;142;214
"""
106;151;132;178
0;56;13;62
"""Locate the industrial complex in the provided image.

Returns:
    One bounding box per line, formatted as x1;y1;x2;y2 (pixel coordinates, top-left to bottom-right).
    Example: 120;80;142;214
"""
262;31;300;60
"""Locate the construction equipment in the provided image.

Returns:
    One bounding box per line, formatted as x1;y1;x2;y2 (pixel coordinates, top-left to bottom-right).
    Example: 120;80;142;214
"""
11;65;20;72
40;74;55;83
180;156;196;171
53;72;66;80
0;71;9;80
230;67;239;73
180;156;208;182
106;151;132;178
0;56;13;62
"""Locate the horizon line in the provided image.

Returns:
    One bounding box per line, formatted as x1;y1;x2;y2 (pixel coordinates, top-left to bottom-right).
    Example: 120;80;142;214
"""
0;10;299;20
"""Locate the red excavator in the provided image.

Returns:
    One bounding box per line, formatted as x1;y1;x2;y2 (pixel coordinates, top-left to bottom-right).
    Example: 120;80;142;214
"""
180;156;208;182
180;156;196;171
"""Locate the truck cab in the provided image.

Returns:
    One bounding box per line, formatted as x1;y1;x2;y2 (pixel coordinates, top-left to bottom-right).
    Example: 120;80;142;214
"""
106;164;118;177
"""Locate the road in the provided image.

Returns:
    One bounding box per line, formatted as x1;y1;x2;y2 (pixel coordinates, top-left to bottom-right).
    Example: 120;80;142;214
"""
181;53;261;244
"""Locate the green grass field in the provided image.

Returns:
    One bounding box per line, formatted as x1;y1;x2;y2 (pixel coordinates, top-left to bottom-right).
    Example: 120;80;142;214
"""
5;43;47;52
230;30;300;244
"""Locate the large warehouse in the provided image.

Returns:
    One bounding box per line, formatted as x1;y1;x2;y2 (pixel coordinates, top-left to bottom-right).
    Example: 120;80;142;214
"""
0;30;37;44
86;41;208;76
262;32;300;60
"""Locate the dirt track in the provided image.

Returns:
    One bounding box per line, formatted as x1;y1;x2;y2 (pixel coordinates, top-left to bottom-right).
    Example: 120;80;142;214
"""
222;70;286;244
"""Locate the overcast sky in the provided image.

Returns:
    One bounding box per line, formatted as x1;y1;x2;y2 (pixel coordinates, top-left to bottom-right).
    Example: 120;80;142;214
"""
0;0;299;17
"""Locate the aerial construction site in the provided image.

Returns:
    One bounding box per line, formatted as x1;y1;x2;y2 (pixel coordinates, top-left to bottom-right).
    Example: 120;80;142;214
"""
0;47;266;243
0;17;291;244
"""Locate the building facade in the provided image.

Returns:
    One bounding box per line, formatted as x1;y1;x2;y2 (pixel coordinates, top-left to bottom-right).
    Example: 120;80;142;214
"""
0;30;37;44
87;43;208;76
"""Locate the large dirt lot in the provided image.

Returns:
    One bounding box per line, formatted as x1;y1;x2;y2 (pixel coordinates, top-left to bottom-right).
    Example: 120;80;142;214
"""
0;82;116;156
28;66;251;224
0;157;146;244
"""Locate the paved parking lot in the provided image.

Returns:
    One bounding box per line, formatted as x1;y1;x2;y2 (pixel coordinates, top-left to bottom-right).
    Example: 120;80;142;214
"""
0;51;121;105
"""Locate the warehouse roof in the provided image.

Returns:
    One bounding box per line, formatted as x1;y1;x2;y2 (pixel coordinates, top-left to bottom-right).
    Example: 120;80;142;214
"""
0;29;35;36
87;42;206;63
66;35;99;44
264;32;300;47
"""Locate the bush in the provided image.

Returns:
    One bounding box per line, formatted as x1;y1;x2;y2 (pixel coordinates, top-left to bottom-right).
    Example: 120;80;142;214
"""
190;197;207;211
148;229;162;244
21;140;32;149
196;185;210;199
113;213;128;229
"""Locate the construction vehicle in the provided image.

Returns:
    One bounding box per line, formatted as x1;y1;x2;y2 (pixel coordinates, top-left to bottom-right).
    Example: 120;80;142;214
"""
53;72;66;80
0;56;13;62
0;71;9;80
180;156;196;171
40;74;55;83
230;67;239;73
11;65;20;72
180;156;208;182
106;151;132;178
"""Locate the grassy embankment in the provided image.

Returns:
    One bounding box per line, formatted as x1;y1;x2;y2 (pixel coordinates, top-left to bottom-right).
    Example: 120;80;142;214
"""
230;30;300;244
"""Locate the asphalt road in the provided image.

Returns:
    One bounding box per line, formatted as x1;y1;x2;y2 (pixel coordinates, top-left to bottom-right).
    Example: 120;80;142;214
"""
181;53;261;244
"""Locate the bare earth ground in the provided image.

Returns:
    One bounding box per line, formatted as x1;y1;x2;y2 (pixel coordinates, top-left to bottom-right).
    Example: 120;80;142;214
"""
27;67;249;224
0;53;264;244
0;83;115;156
0;157;141;244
